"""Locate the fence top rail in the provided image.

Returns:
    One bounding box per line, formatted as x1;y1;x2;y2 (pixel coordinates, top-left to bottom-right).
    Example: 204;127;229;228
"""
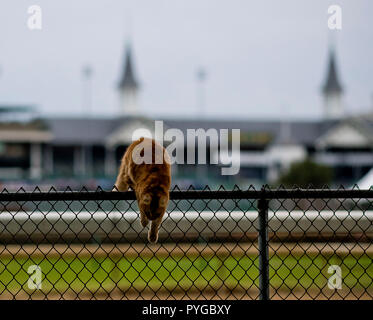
0;188;373;202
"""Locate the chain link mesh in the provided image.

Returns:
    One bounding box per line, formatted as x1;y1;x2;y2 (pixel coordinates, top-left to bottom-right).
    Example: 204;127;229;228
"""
0;186;372;300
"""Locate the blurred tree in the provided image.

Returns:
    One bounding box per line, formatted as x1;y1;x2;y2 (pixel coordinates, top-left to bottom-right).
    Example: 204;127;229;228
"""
276;158;333;188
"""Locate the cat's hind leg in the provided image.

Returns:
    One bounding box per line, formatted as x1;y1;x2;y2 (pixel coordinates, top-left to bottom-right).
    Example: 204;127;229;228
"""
148;215;163;244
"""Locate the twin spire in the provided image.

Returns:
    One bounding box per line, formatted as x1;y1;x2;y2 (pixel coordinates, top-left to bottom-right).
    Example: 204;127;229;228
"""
118;40;345;120
322;47;344;119
118;43;140;115
119;45;139;90
322;48;343;95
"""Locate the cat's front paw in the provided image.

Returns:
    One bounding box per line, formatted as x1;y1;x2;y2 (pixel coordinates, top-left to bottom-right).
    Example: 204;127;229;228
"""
148;231;158;244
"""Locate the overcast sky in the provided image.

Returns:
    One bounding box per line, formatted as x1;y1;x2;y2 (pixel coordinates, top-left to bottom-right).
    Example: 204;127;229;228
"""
0;0;372;120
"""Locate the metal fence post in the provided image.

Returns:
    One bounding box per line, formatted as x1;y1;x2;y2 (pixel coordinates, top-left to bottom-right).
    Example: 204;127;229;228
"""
258;197;270;300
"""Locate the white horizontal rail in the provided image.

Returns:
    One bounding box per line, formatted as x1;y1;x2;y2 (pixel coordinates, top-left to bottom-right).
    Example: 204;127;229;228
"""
0;210;372;242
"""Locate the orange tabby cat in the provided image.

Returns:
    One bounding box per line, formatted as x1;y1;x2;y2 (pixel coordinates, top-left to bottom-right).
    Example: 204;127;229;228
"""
114;137;171;243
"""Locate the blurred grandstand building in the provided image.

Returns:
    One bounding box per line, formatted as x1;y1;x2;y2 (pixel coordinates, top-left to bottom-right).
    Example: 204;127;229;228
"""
1;43;373;190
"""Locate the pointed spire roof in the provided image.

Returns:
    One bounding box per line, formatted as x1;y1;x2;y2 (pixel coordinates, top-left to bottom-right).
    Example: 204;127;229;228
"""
322;48;343;94
118;44;139;90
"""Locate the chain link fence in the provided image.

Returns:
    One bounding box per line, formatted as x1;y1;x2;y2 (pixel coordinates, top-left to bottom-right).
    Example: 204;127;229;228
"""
0;186;372;300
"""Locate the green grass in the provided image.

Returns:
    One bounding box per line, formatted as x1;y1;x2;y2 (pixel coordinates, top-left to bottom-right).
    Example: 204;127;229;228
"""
0;252;372;296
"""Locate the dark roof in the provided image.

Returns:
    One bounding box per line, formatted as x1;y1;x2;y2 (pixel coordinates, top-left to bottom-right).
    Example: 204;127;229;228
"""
322;49;343;94
45;116;157;145
118;46;139;90
46;117;118;145
163;119;331;145
43;116;340;147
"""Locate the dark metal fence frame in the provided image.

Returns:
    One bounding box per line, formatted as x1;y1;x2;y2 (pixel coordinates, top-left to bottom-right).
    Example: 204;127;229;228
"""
1;187;373;300
2;188;373;202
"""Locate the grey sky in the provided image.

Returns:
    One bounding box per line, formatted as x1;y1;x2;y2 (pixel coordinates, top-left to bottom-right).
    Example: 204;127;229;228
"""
0;0;372;120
